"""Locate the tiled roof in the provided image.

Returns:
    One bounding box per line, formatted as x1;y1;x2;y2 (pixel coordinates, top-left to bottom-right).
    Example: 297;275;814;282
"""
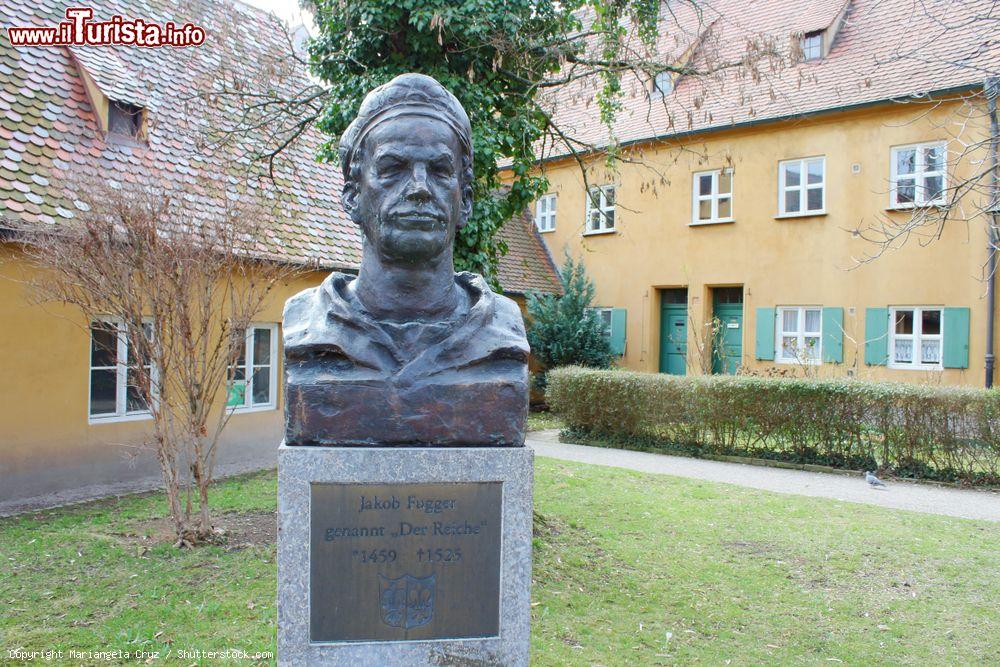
539;0;999;158
0;0;561;293
0;0;362;270
497;210;562;296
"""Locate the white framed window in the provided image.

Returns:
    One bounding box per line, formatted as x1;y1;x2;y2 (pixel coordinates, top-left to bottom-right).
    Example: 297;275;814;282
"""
227;324;279;411
535;193;556;232
691;169;734;225
588;307;613;342
652;71;673;97
889;307;942;370
779;157;825;216
89;318;156;422
585;185;615;234
890;141;946;208
776;307;822;364
800;32;823;61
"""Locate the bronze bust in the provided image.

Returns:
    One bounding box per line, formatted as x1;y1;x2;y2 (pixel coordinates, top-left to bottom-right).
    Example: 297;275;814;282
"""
283;74;529;446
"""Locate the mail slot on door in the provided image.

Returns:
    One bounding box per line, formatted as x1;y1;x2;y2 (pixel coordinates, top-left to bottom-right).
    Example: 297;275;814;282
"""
726;322;739;329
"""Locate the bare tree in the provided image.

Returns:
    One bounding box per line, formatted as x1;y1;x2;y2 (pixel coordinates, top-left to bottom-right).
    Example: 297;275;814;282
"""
10;175;299;546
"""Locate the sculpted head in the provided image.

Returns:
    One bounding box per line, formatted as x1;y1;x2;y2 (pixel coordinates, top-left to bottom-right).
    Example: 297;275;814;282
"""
340;74;474;267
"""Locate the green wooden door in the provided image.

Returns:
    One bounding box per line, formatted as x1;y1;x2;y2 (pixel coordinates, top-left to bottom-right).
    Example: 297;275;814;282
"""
659;289;687;375
712;287;743;375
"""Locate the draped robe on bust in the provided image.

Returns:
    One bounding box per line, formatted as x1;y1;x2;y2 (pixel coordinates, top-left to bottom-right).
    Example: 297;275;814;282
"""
283;271;529;446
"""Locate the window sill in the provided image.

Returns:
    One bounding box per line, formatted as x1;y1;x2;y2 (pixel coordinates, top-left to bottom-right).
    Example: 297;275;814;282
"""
775;211;827;220
89;412;153;425
887;364;943;371
582;228;617;237
775;358;821;366
885;203;945;212
689;218;735;227
537;228;555;234
228;403;278;415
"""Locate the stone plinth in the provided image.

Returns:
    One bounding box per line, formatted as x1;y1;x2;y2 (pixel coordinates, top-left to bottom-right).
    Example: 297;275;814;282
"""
277;444;533;666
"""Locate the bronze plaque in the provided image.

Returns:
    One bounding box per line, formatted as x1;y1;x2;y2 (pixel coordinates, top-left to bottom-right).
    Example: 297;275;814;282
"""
310;482;502;642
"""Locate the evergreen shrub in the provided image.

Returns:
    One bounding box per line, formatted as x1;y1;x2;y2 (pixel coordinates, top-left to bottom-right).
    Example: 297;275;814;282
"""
547;367;1000;485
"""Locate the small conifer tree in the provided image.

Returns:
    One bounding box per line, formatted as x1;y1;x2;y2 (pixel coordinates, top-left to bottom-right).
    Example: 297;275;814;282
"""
526;253;613;391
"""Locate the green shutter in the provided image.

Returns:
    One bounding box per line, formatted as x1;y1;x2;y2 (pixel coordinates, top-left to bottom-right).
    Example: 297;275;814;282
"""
942;307;970;368
610;308;627;356
822;307;844;363
865;308;889;366
755;308;775;360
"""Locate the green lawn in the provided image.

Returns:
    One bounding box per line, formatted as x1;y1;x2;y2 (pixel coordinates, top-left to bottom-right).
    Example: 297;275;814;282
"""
1;460;997;665
527;410;565;432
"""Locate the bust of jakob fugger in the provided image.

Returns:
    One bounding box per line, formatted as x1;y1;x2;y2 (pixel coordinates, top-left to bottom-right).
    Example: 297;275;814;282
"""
283;73;529;446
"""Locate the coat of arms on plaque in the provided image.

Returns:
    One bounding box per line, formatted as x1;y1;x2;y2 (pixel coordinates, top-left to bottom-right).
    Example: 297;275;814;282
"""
379;573;435;629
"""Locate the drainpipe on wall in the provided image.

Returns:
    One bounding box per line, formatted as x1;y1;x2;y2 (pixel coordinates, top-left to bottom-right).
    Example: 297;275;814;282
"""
985;76;999;388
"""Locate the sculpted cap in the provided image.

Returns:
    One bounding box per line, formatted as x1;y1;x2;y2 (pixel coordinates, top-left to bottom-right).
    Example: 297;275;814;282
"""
339;73;473;180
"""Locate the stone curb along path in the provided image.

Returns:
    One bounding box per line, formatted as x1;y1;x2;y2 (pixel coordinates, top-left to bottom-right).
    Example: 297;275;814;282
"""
527;431;1000;522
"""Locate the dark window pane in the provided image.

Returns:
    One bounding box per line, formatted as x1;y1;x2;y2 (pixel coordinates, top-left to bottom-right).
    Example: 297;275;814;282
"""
227;380;246;408
714;287;743;304
785;189;800;213
784;162;801;187
662;288;686;304
894;310;914;334
923;175;943;202
108;101;142;137
922;309;941;335
603;209;615;229
91;323;117;367
923;145;943;172
896;178;915;204
126;367;150;412
807;160;823;184
718;171;732;195
699;174;712;196
698;199;712;220
807;187;823;210
717;197;731;219
252;368;271;405
90;369;117;415
253;328;272;365
896;148;916;175
604;187;615;206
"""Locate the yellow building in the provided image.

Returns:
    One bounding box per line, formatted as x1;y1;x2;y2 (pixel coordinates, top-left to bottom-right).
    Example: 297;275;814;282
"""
0;0;559;510
524;0;999;386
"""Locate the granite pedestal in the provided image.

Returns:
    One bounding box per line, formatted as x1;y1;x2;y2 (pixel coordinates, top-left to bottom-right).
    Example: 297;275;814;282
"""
277;444;533;666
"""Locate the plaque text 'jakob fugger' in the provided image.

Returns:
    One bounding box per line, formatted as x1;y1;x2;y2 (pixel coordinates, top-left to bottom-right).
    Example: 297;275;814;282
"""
310;482;502;642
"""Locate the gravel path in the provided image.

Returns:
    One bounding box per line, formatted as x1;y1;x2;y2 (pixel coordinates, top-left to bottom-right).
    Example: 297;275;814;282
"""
527;430;1000;522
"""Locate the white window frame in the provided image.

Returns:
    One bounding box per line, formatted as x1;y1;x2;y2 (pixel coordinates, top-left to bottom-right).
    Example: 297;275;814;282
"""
775;306;823;365
584;185;616;235
652;71;673;97
587;307;613;342
890;141;947;208
691;169;734;225
888;307;943;371
88;318;156;424
778;156;826;217
800;32;823;61
535;193;557;233
227;323;279;413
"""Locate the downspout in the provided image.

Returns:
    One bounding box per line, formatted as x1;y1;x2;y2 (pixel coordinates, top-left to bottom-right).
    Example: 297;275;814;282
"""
985;76;999;388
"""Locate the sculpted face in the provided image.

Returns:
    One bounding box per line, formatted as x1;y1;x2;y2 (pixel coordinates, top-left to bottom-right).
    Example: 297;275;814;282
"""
347;116;470;266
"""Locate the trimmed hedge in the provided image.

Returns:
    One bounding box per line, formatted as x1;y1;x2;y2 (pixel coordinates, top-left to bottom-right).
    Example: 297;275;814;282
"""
547;367;1000;485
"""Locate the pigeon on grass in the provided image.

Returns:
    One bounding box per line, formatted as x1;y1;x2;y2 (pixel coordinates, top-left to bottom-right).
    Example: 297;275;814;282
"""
865;471;887;488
